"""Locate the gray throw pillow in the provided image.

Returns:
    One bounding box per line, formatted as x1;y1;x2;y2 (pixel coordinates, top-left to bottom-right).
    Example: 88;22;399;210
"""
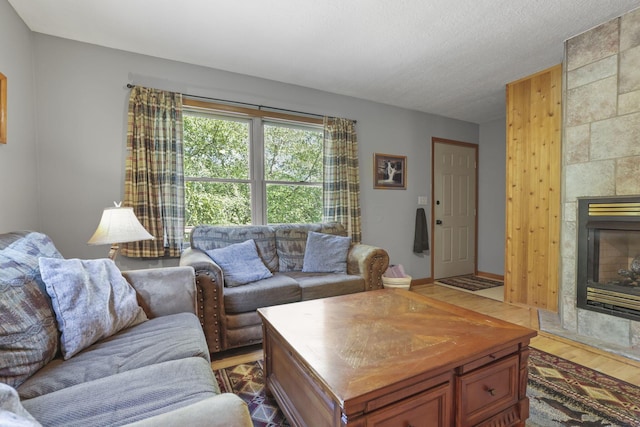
205;239;273;287
302;231;351;273
39;257;147;360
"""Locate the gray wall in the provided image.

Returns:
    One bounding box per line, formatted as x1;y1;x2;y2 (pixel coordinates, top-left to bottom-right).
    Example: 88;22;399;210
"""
2;0;493;280
0;0;39;231
30;34;479;277
477;118;506;276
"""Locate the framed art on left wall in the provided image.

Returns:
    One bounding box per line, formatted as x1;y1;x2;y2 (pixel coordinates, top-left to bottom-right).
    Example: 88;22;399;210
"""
0;72;6;144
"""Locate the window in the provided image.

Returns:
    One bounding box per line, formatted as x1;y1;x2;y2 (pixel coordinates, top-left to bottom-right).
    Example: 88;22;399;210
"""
183;102;323;227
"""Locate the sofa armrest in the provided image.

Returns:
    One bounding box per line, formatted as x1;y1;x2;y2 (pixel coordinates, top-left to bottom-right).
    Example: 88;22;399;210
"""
123;394;252;427
180;248;226;353
122;266;196;318
347;244;390;290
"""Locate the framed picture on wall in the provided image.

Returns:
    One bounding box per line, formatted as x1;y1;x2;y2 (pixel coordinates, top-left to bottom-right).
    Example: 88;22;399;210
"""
374;153;406;189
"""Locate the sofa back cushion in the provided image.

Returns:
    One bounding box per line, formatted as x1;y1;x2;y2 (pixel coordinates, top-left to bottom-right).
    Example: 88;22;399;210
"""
275;223;347;272
190;225;278;272
0;232;63;388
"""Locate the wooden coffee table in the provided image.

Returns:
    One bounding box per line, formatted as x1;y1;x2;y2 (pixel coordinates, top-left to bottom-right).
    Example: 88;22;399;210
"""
258;289;537;427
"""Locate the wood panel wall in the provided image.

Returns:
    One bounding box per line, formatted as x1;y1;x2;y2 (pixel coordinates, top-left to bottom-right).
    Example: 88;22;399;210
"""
505;64;562;311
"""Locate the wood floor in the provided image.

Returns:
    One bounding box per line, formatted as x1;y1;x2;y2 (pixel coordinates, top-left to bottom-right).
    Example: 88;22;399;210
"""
212;284;640;386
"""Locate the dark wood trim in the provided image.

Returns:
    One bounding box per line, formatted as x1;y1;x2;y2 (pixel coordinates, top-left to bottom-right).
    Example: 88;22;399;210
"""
183;98;323;125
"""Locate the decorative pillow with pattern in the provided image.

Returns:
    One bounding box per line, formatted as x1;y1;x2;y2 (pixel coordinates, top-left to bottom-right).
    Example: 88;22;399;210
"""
0;232;63;388
39;257;147;360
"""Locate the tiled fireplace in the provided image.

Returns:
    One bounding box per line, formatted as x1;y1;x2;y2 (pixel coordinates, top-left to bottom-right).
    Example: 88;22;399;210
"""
560;8;640;354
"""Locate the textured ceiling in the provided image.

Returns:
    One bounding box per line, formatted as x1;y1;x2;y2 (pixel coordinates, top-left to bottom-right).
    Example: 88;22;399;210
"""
9;0;640;123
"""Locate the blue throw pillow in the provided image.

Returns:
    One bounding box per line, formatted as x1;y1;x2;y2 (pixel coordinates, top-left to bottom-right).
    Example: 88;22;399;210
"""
205;239;272;287
39;257;148;360
302;231;351;273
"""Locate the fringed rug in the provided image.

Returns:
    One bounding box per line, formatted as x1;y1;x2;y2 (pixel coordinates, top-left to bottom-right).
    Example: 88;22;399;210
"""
436;274;503;291
214;349;640;427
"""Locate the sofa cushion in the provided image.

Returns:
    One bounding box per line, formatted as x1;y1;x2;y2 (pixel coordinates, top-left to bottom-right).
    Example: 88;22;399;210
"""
302;231;351;273
224;273;301;313
22;357;217;427
17;313;209;399
191;225;278;272
0;232;62;389
39;257;147;360
283;272;365;301
205;239;272;287
274;223;322;271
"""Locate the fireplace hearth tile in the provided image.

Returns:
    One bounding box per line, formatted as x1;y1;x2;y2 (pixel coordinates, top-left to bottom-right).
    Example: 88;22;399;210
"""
563;202;577;222
620;7;640;51
561;221;577;259
632;322;640;348
567;55;617;89
578;309;631;348
561;258;577;299
565;124;590;165
620;45;640;93
565;162;615;200
566;76;617;126
616;156;640;195
566;19;619;71
562;295;578;331
618;90;640;115
591;112;640;160
540;308;640;361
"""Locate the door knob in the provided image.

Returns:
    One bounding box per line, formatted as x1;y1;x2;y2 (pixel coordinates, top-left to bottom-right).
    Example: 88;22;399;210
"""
436;220;443;225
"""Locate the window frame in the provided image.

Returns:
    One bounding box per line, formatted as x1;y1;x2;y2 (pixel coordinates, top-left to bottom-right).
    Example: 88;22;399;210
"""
182;98;324;226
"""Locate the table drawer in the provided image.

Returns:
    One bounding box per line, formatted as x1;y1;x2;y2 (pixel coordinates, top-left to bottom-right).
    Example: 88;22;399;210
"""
367;381;452;427
457;354;519;426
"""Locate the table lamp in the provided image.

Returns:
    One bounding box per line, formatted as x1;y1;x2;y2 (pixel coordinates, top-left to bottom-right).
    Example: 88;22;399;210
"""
88;202;154;260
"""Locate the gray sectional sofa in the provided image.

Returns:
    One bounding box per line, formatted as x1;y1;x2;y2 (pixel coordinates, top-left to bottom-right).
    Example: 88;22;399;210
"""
0;231;251;427
179;222;390;353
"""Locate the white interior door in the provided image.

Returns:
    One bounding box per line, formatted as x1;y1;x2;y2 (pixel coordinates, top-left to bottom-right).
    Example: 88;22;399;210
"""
433;140;477;279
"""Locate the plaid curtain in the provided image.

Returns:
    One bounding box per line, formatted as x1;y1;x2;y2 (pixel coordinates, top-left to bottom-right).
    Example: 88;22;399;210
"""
323;117;362;243
121;86;184;258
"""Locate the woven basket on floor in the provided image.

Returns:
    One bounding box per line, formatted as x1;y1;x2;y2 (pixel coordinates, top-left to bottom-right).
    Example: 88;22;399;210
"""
382;276;412;290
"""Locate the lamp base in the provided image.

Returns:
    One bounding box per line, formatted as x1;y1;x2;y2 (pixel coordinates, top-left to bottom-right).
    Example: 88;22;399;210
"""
108;244;119;261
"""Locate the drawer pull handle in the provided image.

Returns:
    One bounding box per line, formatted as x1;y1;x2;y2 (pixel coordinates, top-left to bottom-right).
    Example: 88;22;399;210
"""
487;387;496;396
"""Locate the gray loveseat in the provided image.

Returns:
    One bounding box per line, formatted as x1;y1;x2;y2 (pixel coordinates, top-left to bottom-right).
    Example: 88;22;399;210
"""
0;231;251;427
179;222;390;353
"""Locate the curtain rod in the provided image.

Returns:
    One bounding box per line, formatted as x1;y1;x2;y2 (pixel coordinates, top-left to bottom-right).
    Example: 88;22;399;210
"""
126;84;355;123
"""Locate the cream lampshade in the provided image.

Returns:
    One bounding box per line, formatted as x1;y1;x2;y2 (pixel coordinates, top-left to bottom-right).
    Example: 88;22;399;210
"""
88;202;154;260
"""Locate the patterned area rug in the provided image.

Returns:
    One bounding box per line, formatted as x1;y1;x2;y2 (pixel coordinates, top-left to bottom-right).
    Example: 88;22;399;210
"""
214;349;640;427
437;274;503;291
527;348;640;427
215;360;290;427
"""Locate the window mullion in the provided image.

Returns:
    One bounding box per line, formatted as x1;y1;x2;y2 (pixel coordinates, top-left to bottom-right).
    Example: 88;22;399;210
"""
251;118;265;225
